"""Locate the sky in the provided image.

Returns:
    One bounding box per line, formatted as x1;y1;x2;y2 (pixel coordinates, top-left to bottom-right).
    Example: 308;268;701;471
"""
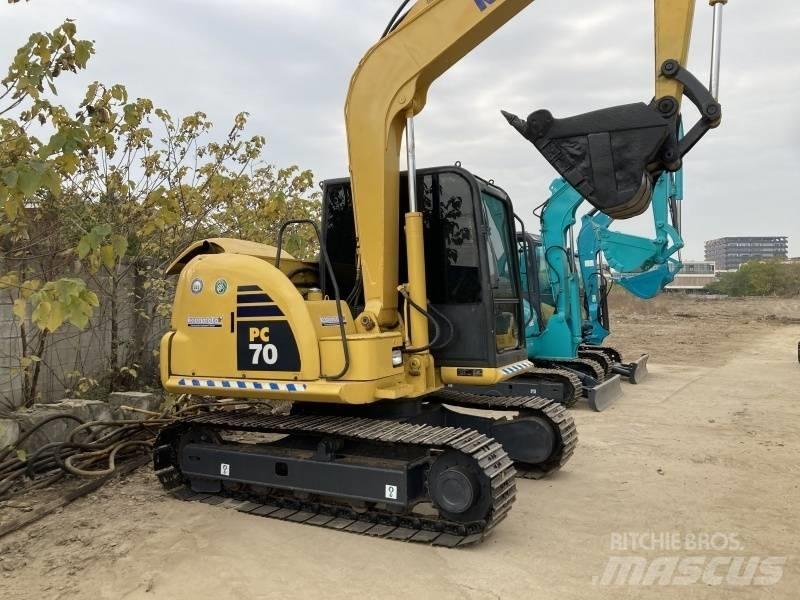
1;0;798;260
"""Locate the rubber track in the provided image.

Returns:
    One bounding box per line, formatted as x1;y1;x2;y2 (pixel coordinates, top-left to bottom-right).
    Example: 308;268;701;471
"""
580;344;623;365
525;365;583;408
535;357;606;383
154;411;517;547
578;349;613;377
429;389;578;480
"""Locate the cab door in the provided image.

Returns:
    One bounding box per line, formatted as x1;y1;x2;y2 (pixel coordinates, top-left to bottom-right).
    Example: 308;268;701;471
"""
479;190;524;356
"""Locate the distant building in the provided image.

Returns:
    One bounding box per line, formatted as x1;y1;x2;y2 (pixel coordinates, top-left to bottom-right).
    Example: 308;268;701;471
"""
666;261;718;293
704;237;788;270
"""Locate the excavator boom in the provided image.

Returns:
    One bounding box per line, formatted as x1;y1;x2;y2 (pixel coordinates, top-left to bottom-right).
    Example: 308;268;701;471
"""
347;0;535;328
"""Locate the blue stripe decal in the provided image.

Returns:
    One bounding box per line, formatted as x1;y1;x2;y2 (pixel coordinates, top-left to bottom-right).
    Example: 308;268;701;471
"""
175;378;307;392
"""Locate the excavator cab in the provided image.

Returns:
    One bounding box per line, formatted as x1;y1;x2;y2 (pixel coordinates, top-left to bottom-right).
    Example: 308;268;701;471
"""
516;229;625;411
519;231;593;355
322;165;527;373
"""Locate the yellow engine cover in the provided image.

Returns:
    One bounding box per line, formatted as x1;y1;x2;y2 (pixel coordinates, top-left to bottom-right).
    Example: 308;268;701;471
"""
168;253;323;381
161;245;413;404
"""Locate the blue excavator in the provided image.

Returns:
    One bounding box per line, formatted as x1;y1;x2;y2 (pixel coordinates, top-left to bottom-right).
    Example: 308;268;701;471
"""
578;169;685;383
515;168;683;409
491;0;727;412
516;181;623;412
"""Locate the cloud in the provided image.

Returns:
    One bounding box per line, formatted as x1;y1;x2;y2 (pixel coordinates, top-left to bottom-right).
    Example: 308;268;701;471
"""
1;0;797;258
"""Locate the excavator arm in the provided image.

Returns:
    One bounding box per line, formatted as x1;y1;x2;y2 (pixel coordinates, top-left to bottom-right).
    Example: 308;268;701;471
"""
346;0;704;330
346;0;538;328
656;0;696;102
578;170;685;347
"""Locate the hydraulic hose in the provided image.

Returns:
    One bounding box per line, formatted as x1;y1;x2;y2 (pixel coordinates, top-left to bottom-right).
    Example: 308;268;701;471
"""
382;0;413;38
400;288;441;354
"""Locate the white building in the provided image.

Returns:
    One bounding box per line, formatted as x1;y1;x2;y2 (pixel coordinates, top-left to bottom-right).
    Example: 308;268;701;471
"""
666;261;718;292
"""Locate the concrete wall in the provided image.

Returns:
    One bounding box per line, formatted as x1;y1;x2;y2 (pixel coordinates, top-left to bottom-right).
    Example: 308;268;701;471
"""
666;274;719;291
0;270;167;408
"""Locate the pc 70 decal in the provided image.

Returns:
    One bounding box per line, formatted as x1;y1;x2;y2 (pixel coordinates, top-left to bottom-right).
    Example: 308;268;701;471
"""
247;326;279;366
236;320;300;372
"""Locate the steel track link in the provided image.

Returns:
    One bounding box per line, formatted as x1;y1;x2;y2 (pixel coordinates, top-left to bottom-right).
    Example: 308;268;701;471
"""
428;389;578;480
526;365;583;408
153;411;518;547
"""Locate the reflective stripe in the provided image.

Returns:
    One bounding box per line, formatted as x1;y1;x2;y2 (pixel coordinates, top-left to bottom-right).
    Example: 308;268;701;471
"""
175;378;307;392
501;360;533;375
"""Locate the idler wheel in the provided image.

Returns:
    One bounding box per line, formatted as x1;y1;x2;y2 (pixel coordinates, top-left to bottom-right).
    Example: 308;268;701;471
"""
429;451;492;523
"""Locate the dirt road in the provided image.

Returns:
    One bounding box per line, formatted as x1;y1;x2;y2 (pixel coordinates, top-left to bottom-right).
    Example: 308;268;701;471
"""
2;297;798;599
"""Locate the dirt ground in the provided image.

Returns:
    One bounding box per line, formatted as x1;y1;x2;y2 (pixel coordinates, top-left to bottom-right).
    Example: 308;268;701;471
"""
605;293;800;368
1;295;799;600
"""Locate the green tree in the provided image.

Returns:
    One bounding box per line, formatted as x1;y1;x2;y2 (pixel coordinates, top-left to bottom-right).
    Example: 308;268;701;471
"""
66;92;320;390
706;260;800;297
1;21;321;407
1;22;100;407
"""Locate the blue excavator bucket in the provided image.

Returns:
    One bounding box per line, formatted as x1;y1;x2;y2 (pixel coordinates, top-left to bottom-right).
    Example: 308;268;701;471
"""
601;230;661;273
617;264;676;299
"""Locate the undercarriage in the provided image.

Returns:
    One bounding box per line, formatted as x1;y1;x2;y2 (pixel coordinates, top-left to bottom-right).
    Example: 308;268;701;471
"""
580;344;650;385
154;391;577;546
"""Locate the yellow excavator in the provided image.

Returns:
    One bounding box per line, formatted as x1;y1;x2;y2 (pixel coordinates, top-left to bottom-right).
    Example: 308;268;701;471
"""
154;0;724;546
